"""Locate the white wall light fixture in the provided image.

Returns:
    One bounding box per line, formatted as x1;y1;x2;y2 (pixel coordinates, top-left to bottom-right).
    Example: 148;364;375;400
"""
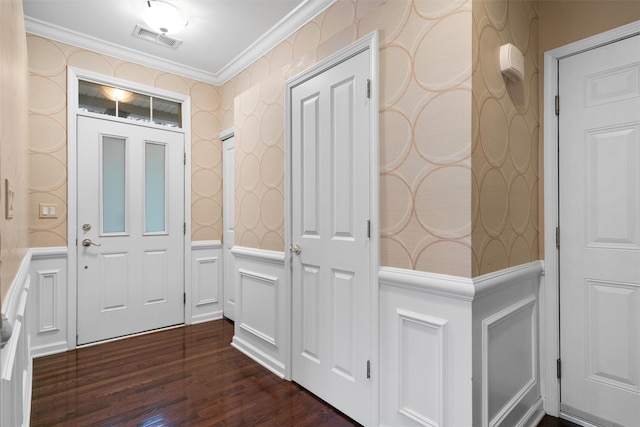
144;0;188;35
499;43;525;82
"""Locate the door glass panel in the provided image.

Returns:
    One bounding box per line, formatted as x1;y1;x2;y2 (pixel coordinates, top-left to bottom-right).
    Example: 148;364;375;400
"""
102;136;126;233
119;92;151;123
78;80;182;128
152;97;181;128
79;80;116;117
145;142;166;233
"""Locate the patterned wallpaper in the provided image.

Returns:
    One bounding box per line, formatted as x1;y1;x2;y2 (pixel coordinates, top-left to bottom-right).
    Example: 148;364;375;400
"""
24;0;541;279
471;0;539;276
26;35;223;247
0;0;30;299
226;0;476;277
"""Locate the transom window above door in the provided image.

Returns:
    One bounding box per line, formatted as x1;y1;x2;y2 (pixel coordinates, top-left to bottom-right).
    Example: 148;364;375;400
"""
78;80;182;128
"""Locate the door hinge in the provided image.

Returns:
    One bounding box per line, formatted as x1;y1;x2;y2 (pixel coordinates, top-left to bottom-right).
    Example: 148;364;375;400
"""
556;226;560;249
557;358;562;379
367;220;371;238
366;79;371;99
555;95;560;115
184;152;187;165
366;360;371;379
184;293;186;305
184;222;186;235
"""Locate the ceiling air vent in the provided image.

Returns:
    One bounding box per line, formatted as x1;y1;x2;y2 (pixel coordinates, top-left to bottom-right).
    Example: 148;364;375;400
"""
132;24;182;49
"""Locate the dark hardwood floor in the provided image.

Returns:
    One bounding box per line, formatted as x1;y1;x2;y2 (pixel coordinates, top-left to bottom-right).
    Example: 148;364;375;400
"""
31;318;586;426
31;319;360;426
537;415;581;427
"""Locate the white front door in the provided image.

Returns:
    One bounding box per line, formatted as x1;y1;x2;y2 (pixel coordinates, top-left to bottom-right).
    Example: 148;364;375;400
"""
290;49;372;424
77;116;185;345
559;34;640;426
222;134;235;320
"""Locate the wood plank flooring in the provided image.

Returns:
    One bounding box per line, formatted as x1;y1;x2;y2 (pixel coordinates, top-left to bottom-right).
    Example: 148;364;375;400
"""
31;319;359;426
30;318;586;426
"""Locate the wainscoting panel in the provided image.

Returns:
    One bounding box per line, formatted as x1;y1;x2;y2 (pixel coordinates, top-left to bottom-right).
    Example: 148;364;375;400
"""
230;246;288;378
29;247;68;358
1;252;33;427
473;261;545;427
379;267;473;427
190;241;223;324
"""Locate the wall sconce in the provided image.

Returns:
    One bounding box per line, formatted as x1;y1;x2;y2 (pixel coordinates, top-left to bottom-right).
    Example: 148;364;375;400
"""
500;43;525;83
143;0;188;35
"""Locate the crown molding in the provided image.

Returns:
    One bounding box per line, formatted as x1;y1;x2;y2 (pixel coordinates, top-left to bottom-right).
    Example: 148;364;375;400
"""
24;0;335;86
214;0;336;84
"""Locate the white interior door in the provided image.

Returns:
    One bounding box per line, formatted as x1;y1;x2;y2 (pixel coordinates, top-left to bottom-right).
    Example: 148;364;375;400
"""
290;49;372;425
222;134;235;320
77;116;185;345
559;34;640;426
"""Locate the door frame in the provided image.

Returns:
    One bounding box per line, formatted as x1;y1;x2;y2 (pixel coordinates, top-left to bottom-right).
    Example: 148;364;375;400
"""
67;67;192;349
284;31;380;425
542;20;640;417
220;127;235;320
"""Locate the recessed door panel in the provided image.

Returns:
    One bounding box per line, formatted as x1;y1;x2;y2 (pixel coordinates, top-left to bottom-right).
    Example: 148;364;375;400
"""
301;264;320;363
586;125;639;248
100;252;129;311
302;95;320;238
331;269;355;381
143;250;169;304
331;79;356;240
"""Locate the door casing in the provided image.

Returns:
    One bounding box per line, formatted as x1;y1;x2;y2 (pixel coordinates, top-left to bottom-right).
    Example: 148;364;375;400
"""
67;67;192;349
284;30;380;425
542;19;640;418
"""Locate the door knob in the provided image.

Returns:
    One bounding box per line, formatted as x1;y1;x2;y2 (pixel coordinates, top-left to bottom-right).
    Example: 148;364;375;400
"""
82;239;101;247
290;244;301;255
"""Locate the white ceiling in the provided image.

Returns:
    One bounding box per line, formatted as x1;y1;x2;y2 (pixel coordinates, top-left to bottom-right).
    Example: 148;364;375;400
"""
23;0;335;85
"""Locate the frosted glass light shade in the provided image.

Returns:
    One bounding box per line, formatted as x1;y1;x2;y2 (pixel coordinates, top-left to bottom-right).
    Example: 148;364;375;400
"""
144;0;188;35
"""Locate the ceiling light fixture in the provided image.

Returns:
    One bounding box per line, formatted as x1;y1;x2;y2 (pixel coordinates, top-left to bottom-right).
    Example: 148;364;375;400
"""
143;0;188;35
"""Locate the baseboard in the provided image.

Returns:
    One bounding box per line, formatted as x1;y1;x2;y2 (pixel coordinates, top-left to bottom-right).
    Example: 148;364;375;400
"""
190;311;224;325
231;335;286;379
30;341;68;358
518;397;545;427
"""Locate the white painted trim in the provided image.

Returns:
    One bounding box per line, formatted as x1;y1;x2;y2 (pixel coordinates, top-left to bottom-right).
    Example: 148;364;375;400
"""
379;262;542;302
285;31;380;425
542;19;640;417
219;128;234;141
30;247;68;260
482;295;537;427
231;335;287;379
215;0;336;84
191;240;222;250
1;253;32;318
473;261;543;299
518;397;545;427
397;309;448;427
379;267;475;301
25;0;335;85
1;252;33;427
230;246;285;264
67;67;192;349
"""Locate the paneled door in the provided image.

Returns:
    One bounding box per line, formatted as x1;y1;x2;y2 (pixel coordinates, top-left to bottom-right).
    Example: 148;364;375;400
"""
559;34;640;425
77;116;184;345
222;133;235;320
290;49;372;425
